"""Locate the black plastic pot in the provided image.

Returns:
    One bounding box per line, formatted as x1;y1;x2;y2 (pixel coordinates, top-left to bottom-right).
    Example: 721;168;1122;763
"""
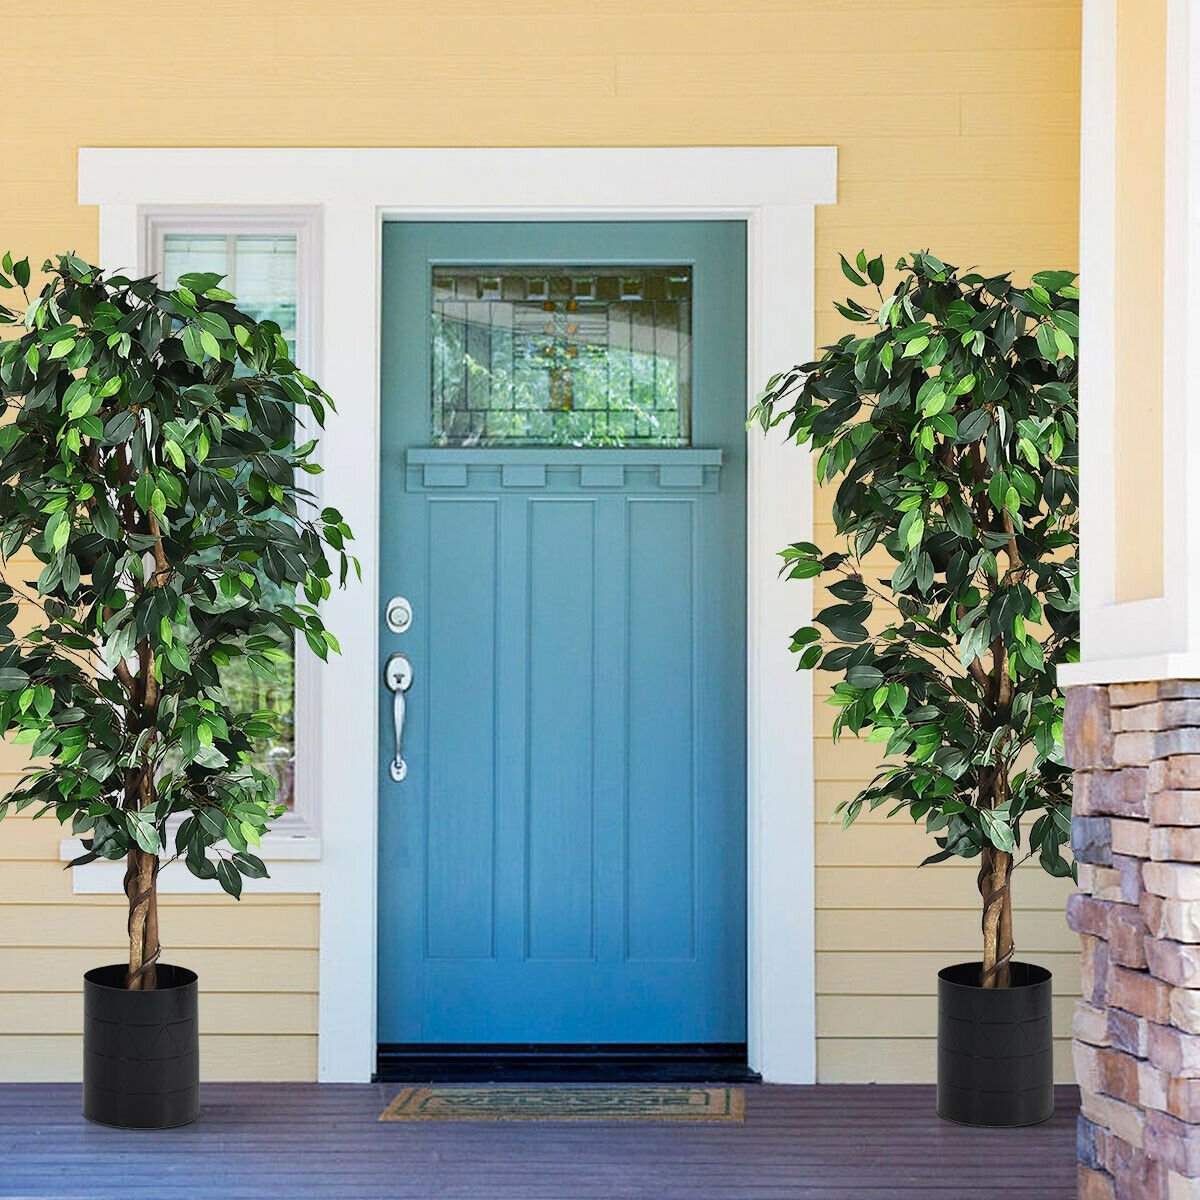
937;960;1054;1127
83;964;199;1129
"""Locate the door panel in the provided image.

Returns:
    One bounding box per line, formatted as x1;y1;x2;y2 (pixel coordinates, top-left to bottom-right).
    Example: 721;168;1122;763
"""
378;222;746;1045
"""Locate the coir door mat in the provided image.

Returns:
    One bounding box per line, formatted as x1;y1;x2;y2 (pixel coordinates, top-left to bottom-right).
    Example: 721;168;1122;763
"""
379;1085;745;1123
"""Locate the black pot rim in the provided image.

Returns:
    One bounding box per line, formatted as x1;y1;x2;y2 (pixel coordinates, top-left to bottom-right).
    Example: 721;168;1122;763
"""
83;963;198;992
937;960;1052;991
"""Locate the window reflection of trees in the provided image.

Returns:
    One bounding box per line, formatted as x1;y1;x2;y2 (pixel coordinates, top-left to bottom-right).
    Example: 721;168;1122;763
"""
430;268;692;448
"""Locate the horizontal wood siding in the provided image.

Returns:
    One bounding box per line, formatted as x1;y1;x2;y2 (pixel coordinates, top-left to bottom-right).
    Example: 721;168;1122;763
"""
1;0;1079;1082
0;807;318;1081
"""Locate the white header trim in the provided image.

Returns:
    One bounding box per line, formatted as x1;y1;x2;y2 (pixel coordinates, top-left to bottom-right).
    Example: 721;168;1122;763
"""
79;147;837;210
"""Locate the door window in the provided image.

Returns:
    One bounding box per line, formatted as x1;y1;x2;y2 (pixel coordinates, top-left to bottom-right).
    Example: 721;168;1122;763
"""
431;265;692;447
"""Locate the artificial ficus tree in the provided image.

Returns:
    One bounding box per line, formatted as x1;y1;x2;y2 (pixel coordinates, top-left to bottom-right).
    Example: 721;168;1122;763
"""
0;253;357;990
751;251;1078;988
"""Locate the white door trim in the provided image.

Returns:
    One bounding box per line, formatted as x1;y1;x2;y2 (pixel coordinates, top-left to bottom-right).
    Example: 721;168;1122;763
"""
79;146;838;1084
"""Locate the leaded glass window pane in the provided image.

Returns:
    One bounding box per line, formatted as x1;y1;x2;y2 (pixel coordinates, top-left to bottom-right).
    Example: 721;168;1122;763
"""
159;232;298;810
431;265;692;447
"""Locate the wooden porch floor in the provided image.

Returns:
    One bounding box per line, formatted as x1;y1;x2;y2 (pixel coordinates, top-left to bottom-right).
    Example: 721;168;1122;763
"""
0;1083;1078;1199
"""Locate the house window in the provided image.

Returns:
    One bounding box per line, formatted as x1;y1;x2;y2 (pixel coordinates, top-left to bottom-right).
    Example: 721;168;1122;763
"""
152;222;318;834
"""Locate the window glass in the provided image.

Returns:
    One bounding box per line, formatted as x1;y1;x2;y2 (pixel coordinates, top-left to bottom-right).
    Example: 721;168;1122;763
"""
161;233;299;810
162;234;298;359
431;265;692;447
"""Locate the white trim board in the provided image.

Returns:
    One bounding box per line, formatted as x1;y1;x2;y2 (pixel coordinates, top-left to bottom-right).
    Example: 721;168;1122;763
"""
60;834;322;894
79;146;838;1085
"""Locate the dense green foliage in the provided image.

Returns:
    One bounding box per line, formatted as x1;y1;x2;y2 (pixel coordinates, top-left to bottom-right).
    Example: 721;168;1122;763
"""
0;253;355;900
751;251;1079;893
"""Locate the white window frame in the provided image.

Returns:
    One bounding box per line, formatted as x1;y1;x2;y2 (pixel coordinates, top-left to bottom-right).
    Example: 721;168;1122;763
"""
77;146;838;1085
147;209;324;841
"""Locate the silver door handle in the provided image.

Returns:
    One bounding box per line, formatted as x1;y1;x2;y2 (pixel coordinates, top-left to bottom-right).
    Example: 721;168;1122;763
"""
384;653;413;782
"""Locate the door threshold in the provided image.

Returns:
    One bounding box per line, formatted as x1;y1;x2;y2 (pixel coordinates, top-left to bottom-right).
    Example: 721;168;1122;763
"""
375;1043;760;1084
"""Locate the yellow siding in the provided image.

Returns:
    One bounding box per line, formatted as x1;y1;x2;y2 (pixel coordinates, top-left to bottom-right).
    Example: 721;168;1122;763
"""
1;0;1079;1083
0;804;319;1081
1112;0;1167;602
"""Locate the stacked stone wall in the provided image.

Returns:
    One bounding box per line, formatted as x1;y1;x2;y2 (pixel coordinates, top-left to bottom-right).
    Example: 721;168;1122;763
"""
1066;682;1200;1199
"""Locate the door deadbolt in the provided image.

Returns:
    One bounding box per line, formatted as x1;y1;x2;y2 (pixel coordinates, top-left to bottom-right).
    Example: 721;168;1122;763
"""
385;595;413;634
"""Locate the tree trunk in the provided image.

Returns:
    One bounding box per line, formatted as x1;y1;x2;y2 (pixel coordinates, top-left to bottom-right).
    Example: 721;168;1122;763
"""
125;848;160;990
979;846;1014;989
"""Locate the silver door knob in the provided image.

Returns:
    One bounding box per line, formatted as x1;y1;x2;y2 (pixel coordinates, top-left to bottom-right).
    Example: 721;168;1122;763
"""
384;653;413;782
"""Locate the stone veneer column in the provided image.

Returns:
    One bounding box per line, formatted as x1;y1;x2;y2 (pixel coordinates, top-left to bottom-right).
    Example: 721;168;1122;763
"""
1066;683;1200;1200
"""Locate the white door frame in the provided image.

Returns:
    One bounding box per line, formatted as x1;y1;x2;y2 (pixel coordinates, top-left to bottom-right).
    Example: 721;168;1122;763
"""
79;147;838;1084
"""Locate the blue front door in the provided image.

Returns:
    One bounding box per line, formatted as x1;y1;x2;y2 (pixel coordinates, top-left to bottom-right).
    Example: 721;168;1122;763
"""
377;221;746;1045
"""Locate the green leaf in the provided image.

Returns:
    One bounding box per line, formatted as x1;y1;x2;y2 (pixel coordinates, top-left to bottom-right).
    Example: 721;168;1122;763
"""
797;644;822;670
981;809;1016;852
839;254;867;287
1052;309;1079;337
955;408;991;443
893;322;931;344
47;511;70;552
199;328;222;359
217;858;243;899
181;324;206;366
232;851;269;879
0;667;30;690
102;410;137;444
846;665;884;689
198;311;233;340
899;510;925;549
67;389;95;419
134;472;156;512
1032;270;1076;293
128;812;160;855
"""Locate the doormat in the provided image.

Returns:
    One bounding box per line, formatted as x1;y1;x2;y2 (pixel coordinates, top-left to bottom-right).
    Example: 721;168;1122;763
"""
379;1085;745;1123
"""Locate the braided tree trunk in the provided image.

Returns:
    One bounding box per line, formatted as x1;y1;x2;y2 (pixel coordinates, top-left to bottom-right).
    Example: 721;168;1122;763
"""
979;845;1014;989
974;491;1021;989
124;847;160;990
110;453;167;992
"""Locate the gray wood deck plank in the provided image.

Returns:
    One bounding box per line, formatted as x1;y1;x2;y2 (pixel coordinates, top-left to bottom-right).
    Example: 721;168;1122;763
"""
0;1083;1078;1199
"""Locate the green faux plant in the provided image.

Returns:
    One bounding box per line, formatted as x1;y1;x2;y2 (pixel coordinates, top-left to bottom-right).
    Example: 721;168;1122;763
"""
751;251;1078;988
0;254;357;989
